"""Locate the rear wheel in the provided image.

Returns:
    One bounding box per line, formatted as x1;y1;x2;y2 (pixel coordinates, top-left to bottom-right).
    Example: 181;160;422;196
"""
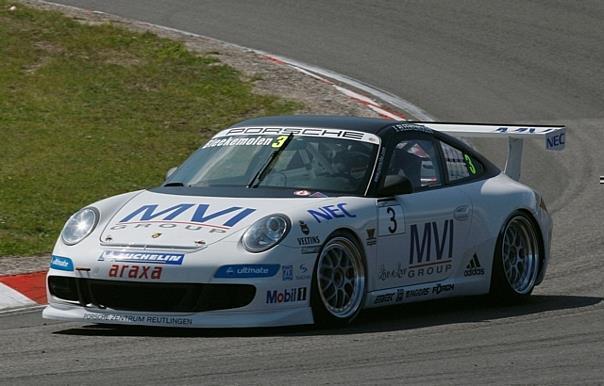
311;232;366;326
491;211;541;301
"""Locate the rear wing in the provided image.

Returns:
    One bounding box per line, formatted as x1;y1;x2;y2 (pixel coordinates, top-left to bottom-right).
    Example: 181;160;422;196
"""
408;122;566;181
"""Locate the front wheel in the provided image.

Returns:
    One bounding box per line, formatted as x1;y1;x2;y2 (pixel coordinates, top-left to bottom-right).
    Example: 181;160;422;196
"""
311;232;366;326
491;211;542;302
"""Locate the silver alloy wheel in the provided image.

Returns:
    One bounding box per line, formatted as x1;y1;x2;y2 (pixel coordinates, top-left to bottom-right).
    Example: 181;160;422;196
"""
501;215;540;294
317;237;365;319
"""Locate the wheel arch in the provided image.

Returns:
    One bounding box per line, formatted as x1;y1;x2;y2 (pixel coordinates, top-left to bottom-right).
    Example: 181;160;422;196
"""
326;227;366;255
514;208;547;285
490;208;545;298
310;226;368;325
319;226;369;277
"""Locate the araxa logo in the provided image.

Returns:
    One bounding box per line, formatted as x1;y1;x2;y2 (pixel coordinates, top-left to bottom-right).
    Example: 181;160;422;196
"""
464;254;485;276
117;203;256;227
108;264;162;280
266;287;307;304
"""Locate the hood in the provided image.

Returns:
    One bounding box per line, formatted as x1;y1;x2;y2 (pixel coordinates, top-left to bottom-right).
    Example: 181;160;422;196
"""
100;190;328;249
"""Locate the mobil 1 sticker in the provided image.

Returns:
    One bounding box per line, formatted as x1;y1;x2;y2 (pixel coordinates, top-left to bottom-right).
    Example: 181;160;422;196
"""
378;204;405;236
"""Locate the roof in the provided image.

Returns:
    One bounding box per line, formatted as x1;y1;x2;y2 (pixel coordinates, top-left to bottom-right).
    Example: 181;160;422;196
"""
230;115;394;134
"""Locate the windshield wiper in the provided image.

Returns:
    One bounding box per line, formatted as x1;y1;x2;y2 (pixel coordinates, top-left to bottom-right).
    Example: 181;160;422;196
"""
247;134;294;188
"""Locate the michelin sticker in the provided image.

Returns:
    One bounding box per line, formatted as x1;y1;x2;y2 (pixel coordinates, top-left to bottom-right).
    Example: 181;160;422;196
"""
100;251;184;265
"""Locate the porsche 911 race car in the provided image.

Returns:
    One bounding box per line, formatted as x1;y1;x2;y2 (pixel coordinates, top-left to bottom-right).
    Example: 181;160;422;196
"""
43;116;566;327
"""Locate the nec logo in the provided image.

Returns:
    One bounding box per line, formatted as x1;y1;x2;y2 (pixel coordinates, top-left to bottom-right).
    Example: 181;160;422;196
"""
546;132;565;150
119;204;256;227
307;203;356;223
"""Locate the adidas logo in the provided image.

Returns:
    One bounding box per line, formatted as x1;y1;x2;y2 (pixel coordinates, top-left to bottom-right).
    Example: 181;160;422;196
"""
466;254;481;269
464;254;485;276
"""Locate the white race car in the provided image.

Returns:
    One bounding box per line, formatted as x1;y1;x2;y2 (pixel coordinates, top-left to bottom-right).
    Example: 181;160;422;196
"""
43;116;566;328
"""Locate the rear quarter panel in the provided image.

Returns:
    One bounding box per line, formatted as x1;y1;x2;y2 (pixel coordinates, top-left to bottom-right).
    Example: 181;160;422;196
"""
459;173;552;288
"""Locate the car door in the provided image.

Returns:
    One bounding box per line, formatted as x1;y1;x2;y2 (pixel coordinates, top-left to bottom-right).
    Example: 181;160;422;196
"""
374;134;473;291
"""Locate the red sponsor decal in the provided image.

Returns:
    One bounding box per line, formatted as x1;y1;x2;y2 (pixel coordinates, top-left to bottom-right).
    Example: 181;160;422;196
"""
108;264;162;279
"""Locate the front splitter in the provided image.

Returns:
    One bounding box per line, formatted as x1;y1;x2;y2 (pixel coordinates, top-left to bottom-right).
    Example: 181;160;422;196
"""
43;302;314;328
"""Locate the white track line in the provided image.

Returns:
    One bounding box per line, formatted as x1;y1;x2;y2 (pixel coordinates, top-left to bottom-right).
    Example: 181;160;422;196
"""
0;304;46;315
0;283;36;310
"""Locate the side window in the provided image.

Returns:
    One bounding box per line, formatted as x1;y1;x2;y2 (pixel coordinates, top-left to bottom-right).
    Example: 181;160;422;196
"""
386;138;442;191
440;141;483;182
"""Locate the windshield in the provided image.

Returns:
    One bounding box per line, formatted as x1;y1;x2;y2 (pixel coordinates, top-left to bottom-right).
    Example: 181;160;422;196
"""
166;134;379;195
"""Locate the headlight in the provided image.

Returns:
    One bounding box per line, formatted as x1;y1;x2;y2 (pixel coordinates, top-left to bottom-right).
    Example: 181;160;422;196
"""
61;207;99;245
242;214;290;253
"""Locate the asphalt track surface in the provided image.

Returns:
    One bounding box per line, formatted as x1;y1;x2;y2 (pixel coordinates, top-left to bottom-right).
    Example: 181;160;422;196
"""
2;1;603;384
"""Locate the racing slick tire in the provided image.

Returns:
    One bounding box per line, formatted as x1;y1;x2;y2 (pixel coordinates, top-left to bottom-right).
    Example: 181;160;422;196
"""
490;211;542;302
311;231;367;326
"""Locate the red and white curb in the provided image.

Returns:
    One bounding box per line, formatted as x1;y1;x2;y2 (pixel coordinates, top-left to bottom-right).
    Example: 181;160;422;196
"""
0;271;47;311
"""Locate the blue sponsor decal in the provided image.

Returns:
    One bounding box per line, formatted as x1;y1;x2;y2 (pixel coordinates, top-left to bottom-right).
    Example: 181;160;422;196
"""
214;264;280;278
99;251;184;265
546;132;565;150
282;265;293;281
299;264;309;275
307;203;356;223
119;203;256;227
50;255;74;271
282;264;311;281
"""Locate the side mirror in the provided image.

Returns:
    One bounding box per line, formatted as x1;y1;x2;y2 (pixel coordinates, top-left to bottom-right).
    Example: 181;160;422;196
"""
165;166;177;180
378;175;413;197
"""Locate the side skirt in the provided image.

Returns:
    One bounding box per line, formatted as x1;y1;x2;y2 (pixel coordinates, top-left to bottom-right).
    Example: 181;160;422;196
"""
364;279;489;308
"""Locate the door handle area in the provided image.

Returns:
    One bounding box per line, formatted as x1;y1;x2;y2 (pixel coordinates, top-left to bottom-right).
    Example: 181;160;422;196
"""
454;205;471;221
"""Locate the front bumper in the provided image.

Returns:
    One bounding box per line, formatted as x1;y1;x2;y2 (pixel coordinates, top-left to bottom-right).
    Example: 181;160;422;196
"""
44;239;318;328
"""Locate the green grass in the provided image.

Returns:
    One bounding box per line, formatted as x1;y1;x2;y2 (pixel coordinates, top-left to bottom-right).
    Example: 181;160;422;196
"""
0;1;300;256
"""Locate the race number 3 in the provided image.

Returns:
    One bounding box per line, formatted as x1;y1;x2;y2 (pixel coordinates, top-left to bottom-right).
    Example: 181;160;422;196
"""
272;135;288;148
378;204;405;236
